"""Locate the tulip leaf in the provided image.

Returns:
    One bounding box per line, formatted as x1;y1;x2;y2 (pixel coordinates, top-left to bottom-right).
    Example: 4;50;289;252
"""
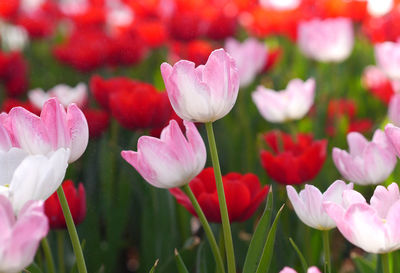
352;254;375;273
242;188;274;273
24;263;43;273
174;249;190;273
289;237;308;273
149;259;159;273
255;204;285;273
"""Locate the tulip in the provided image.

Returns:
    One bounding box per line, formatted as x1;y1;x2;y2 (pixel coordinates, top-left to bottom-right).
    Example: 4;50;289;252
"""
375;41;400;80
170;167;269;222
332;129;396;185
385;123;400;157
0;196;49;273
287;180;353;230
389;94;400;126
45;180;86;229
252;78;315;123
225;38;267;87
324;183;400;253
297;18;354;62
160;48;240;122
5;97;88;162
28;83;88;109
280;267;321;273
121;120;206;188
260;0;300;10
0;148;70;213
362;65;396;104
260;131;327;185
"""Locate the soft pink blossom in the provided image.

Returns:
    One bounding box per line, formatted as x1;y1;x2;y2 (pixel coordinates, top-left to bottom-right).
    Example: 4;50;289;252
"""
297;18;354;62
375;41;400;80
260;0;300;10
2;98;88;162
225;38;267;87
121;120;206;188
0;196;48;273
161;48;240;122
385;123;400;157
252;78;315;123
287;180;353;230
332;129;396;185
279;266;321;273
324;183;400;253
389;94;400;126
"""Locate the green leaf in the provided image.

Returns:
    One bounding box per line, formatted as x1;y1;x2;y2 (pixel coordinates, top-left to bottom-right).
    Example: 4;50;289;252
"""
149;259;159;273
24;263;43;273
174;249;190;273
289;237;308;273
243;188;274;273
255;204;285;273
352;254;375;273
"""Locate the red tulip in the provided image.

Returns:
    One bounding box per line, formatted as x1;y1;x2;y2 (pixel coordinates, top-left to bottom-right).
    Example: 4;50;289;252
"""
260;131;327;185
44;180;86;229
1;98;39;115
170;167;269;223
83;108;110;138
0;51;28;97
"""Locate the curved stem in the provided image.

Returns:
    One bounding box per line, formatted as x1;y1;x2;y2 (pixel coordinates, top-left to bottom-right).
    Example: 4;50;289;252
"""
57;231;66;273
182;185;225;273
382;253;391;273
205;122;236;273
41;237;56;273
57;186;88;273
322;230;331;273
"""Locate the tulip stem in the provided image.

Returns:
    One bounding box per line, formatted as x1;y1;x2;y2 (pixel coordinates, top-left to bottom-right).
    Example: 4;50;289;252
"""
41;238;56;273
57;186;88;273
382;253;391;273
182;185;226;273
57;231;66;273
205;122;236;273
322;230;331;273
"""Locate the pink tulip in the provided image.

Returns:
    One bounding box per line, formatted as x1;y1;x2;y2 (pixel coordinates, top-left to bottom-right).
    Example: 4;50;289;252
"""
375;41;400;80
225;38;267;87
0;196;48;273
389;94;400;126
280;266;321;273
252;78;315;123
297;18;354;62
287;180;353;230
2;98;88;162
385;123;400;157
160;48;240;122
332;129;396;185
324;183;400;253
121;120;206;188
28;83;88;109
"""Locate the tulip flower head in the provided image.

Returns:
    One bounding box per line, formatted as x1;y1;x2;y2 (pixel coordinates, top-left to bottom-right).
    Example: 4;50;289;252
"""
160;48;240;122
252;78;315;123
225;38;267;87
287;180;353;230
280;266;321;273
0;196;49;273
297;18;354;62
324;183;400;253
332;129;396;185
385;123;400;157
121;120;206;188
388;93;400;126
362;65;396;104
170;167;269;222
375;41;400;80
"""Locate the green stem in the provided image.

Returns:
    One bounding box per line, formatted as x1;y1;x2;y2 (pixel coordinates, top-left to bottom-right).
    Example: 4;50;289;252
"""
382;253;391;273
322;230;331;273
41;237;56;273
205;122;236;273
57;186;88;273
57;231;66;273
182;185;225;273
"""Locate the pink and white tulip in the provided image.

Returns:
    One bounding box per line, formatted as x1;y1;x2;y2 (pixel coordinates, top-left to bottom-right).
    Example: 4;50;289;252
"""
160;48;240;122
28;83;88;109
225;38;267;87
297;18;354;62
2;98;88;162
0;148;70;213
385;123;400;157
375;41;400;80
121;120;206;188
332;130;396;185
389;94;400;126
252;78;315;123
324;183;400;253
0;196;48;273
280;266;321;273
287;180;353;230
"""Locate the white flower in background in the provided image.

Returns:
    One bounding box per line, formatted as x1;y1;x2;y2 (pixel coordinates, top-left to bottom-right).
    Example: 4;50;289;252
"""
59;0;89;15
259;0;300;10
0;23;29;51
21;0;45;13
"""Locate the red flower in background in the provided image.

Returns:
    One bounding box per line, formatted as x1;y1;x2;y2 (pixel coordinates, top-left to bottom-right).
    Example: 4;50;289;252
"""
1;98;38;115
169;40;215;66
362;66;395;104
170;167;269;223
262;47;282;72
362;7;400;43
260;131;327;185
0;0;19;19
45;180;86;229
0;51;28;97
83;109;110;138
